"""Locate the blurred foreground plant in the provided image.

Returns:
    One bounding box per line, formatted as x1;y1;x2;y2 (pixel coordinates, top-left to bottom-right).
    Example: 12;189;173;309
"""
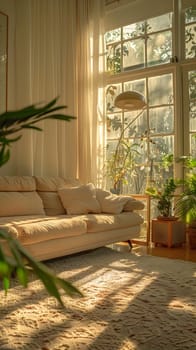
0;98;83;306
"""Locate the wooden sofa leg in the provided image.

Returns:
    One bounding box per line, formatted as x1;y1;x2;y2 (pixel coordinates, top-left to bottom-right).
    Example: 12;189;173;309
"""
126;240;133;251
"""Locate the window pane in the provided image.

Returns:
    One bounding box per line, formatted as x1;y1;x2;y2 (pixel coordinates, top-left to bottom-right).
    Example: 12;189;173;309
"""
189;70;196;100
107;114;123;139
185;7;196;24
106;84;121;112
124;79;146;97
124;110;148;138
148;74;173;106
185;7;196;59
147;31;172;66
147;13;172;32
149;106;174;134
185;23;196;59
123;39;145;70
105;28;121;44
123;22;144;39
149;136;174;162
190;134;196;156
106;44;122;73
190;101;196;124
189;70;196;131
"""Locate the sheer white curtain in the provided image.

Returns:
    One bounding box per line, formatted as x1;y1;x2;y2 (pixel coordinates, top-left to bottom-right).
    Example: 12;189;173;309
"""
12;0;78;177
76;0;106;185
1;0;106;183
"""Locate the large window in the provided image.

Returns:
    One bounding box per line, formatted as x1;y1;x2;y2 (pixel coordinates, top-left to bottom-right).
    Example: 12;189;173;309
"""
104;3;196;196
106;13;172;74
106;73;174;194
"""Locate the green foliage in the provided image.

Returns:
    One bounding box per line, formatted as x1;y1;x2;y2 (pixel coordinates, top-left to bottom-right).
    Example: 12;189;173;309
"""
175;156;196;225
0;97;82;306
106;139;140;192
105;100;145;193
0;97;75;167
146;178;177;217
0;230;82;305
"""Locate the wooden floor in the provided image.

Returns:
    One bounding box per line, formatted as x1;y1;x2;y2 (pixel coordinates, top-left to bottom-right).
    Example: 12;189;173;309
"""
133;244;196;262
112;242;196;262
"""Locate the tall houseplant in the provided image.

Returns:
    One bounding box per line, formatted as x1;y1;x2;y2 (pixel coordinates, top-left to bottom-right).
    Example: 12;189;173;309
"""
105;87;146;194
175;156;196;248
0;98;82;305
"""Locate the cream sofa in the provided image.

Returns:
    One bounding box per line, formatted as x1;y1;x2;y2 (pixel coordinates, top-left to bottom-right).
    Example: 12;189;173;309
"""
0;176;144;261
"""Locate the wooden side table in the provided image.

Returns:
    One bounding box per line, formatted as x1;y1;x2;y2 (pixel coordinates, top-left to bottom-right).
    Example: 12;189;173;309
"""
152;218;186;248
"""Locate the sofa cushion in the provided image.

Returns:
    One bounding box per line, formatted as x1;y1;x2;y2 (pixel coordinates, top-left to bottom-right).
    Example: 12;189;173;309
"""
58;183;101;215
37;192;66;215
96;188;145;213
35;176;80;191
84;212;144;233
0;176;36;191
123;197;145;211
96;188;129;214
0;192;45;216
14;216;87;244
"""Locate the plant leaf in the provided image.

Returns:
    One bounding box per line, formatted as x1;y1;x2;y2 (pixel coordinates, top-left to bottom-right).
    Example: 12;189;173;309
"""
3;276;10;294
16;267;28;288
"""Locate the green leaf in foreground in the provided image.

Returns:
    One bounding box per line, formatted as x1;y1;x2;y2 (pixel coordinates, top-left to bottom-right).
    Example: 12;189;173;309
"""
0;229;83;307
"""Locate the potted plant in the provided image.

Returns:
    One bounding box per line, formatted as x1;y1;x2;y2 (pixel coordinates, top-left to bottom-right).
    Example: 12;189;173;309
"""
146;177;187;247
105;86;146;194
175;155;196;248
145;177;177;220
105;137;140;194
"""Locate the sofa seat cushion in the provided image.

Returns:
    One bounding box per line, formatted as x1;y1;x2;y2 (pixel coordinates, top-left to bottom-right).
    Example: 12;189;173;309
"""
0;215;87;244
84;212;144;233
0;215;46;238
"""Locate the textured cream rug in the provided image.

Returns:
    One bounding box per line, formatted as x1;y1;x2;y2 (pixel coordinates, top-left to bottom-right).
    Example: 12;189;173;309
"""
0;247;196;350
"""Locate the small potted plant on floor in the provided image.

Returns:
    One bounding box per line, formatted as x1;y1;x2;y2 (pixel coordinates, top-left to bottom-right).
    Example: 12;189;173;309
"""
146;177;187;247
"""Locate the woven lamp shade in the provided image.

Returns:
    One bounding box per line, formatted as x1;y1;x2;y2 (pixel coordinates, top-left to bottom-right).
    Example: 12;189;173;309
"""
114;91;146;110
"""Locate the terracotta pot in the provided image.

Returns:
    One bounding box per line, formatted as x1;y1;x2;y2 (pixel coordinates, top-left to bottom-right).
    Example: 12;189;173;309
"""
157;216;178;221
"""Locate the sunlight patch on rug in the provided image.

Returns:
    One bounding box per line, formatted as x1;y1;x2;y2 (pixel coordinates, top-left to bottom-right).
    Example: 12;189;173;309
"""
0;247;196;350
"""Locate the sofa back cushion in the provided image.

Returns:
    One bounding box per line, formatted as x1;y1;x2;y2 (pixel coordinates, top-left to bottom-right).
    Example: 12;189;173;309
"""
34;176;81;215
37;192;65;216
34;176;80;192
96;188;129;214
0;176;44;217
58;183;101;215
0;176;36;191
0;192;45;216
